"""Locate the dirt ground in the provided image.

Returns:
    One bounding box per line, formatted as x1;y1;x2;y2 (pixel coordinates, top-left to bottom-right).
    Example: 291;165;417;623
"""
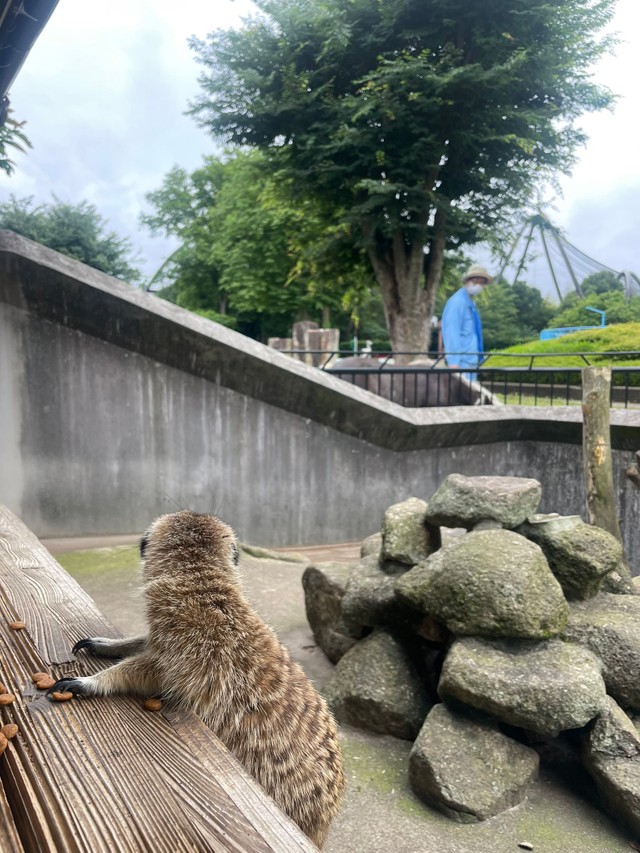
44;535;635;853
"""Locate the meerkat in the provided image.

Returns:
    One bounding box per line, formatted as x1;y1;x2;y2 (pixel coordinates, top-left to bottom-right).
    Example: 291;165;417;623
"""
49;511;345;848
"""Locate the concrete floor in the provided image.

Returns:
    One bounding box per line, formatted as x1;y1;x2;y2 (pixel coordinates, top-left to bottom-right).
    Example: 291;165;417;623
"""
45;536;636;853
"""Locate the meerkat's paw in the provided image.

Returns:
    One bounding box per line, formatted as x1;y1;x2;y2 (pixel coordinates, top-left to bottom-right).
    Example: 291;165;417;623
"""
46;676;96;697
73;637;117;656
73;636;147;658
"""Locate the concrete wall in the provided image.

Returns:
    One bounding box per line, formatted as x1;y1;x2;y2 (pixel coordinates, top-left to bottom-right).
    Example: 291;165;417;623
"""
1;231;639;568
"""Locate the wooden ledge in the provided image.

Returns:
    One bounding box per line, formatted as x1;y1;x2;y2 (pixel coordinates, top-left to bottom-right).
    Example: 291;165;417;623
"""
0;504;316;852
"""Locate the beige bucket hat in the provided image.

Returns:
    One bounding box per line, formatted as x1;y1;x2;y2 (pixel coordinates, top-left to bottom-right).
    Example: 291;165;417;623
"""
463;264;493;283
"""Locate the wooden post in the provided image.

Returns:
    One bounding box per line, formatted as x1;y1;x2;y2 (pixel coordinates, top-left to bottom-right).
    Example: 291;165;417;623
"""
581;366;622;540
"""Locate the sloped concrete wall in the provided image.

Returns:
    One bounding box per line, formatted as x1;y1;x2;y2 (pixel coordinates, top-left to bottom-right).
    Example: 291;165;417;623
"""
1;231;639;567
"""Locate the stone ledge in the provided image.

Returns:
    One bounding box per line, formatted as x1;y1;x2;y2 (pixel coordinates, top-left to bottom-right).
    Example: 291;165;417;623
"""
2;229;639;452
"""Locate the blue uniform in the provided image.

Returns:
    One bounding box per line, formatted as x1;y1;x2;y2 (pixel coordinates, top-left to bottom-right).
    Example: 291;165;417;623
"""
441;287;484;372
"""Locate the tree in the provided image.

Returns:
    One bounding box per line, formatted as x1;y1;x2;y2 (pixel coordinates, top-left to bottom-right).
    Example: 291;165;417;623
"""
0;195;142;282
142;150;377;340
580;270;623;296
510;280;556;337
475;278;555;349
549;290;640;329
189;0;616;356
142;158;227;317
0;112;31;175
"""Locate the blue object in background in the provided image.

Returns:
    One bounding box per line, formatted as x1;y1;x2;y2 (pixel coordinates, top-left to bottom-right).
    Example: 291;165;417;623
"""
540;306;607;340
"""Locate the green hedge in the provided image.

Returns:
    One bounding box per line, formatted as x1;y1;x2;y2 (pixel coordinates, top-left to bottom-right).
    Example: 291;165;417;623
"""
481;323;640;387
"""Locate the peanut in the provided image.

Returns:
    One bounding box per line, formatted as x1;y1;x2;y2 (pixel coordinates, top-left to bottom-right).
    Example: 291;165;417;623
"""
9;621;25;630
0;693;15;705
35;676;56;690
0;733;7;755
0;683;6;695
1;724;18;740
31;672;50;683
50;691;73;702
143;697;164;712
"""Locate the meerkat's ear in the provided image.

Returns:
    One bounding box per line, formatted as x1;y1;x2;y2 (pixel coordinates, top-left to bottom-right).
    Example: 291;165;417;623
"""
140;533;149;558
231;541;240;566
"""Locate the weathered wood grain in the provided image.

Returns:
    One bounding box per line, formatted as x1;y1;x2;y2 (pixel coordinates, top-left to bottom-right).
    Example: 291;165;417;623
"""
582;366;622;541
0;505;317;852
0;778;24;852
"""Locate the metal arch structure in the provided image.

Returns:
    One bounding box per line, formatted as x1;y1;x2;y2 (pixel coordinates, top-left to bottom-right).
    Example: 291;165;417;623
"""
618;269;640;299
497;212;639;301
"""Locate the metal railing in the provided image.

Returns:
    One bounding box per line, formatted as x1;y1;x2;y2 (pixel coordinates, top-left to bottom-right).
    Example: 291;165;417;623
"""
277;349;640;408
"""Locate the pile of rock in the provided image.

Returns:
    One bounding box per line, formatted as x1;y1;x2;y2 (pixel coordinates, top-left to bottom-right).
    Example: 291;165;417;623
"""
302;474;640;832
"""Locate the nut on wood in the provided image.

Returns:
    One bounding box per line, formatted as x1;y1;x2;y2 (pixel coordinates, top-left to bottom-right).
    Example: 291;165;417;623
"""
50;691;74;702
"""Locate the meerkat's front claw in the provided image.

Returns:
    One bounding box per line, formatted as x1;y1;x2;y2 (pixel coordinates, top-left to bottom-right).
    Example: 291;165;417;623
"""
47;677;92;698
72;638;95;655
72;635;148;659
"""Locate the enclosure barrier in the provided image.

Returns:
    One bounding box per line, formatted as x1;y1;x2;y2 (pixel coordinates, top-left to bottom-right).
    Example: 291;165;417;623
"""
304;351;640;409
2;230;639;558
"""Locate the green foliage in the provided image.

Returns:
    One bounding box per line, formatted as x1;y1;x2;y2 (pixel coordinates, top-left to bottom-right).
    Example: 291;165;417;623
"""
581;270;624;295
340;288;390;350
478;280;521;350
142;158;226;313
550;291;640;330
478;278;556;349
0;195;142;282
484;322;640;389
0;113;31;175
189;0;617;351
142;150;377;341
485;323;640;366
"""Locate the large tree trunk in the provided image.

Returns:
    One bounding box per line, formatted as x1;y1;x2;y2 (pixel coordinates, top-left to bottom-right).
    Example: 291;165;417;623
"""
366;210;445;363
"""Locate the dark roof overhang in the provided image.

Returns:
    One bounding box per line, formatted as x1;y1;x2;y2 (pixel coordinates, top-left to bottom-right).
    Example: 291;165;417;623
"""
0;0;59;112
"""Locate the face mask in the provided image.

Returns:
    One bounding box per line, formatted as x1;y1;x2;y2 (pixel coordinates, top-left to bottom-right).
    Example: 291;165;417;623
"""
465;283;484;296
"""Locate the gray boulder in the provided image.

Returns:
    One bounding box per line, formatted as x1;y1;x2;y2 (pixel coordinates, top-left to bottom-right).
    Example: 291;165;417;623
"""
301;561;364;664
395;529;568;640
409;703;539;822
439;637;607;736
585;696;640;761
324;629;431;740
341;556;421;632
583;697;640;836
424;474;542;530
520;514;633;595
381;497;441;565
517;516;625;600
562;593;640;709
360;531;382;559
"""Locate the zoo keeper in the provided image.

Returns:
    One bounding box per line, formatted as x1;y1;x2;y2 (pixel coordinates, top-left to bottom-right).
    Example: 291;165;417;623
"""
441;264;493;377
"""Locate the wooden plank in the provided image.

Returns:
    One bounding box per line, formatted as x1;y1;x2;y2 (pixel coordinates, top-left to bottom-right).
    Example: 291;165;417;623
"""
0;505;317;852
0;780;24;852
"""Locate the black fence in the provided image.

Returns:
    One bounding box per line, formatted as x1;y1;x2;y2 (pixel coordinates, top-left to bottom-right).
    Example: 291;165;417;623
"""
281;350;640;409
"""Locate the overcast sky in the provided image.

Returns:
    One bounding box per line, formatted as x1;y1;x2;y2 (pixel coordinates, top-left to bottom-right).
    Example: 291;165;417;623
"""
2;0;638;298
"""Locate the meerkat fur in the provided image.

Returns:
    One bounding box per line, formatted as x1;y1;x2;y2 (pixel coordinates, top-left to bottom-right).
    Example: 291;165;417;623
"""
52;511;345;848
